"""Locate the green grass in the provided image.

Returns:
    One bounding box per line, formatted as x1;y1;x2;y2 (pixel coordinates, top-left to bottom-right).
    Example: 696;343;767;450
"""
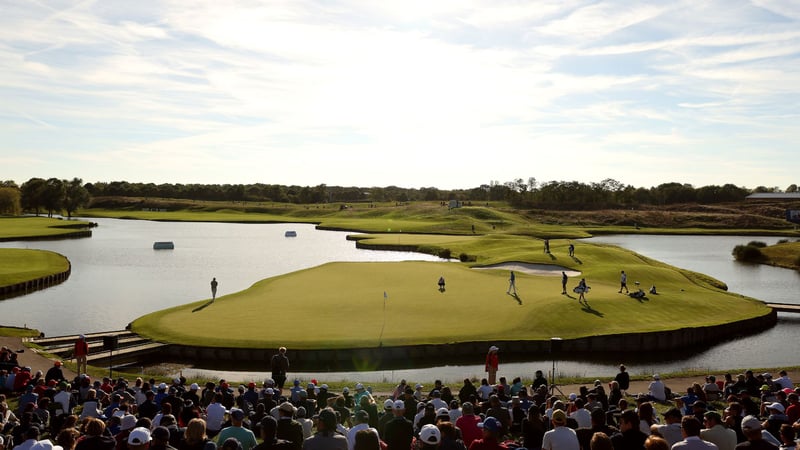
0;325;40;337
0;216;92;239
0;248;71;286
132;239;769;349
758;241;800;270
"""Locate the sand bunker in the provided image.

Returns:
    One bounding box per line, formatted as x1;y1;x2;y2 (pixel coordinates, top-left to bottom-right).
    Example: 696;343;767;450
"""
473;262;581;277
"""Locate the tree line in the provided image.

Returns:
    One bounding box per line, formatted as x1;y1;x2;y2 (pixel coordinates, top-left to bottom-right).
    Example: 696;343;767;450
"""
0;178;90;218
0;177;793;216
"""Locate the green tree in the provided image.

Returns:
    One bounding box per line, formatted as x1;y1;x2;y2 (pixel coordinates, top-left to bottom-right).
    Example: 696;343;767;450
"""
42;178;65;217
64;178;90;219
0;186;21;215
20;177;47;216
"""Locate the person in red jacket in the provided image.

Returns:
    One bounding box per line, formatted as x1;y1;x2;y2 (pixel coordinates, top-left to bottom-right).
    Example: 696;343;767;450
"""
74;334;89;375
485;346;499;385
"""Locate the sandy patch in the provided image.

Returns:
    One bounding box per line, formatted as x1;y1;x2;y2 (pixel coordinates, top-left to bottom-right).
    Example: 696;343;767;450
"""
473;262;581;277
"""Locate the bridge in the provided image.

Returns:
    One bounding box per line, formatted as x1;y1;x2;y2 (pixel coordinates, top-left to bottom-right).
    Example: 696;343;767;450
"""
29;330;167;367
766;303;800;313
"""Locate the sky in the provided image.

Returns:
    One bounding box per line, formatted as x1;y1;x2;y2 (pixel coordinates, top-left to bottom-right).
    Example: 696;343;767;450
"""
1;0;799;191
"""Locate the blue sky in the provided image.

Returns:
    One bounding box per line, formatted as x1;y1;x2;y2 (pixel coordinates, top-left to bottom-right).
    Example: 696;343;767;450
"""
2;0;799;190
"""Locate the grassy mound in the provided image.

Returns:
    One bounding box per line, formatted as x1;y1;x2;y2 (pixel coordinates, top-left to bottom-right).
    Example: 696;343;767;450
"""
132;239;769;349
0;249;71;286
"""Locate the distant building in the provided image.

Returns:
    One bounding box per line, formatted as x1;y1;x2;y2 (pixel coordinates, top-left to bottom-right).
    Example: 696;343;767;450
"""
746;193;800;200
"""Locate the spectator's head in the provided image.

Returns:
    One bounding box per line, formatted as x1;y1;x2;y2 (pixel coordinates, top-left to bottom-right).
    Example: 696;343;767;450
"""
229;408;245;425
278;402;296;418
354;410;369;425
151;427;170;447
318;409;337;432
183;418;207;445
221;438;241;450
392;400;405;417
127;427;151;450
591;407;607;426
259;416;277;442
354;429;380;450
85;418;105;437
591;432;615;450
478;416;501;437
419;424;441;448
644;436;669;450
681;417;702;437
741;415;763;440
663;407;682;424
552;410;567;427
619;410;639;431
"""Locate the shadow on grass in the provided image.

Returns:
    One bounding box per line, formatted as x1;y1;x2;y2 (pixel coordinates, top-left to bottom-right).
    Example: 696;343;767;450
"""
548;253;556;261
192;300;214;313
571;256;583;264
580;303;604;317
507;292;523;305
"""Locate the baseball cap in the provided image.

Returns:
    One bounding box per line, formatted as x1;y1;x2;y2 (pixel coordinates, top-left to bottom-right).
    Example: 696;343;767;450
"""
384;399;394;410
190;383;199;390
741;415;762;431
552;409;567;425
355;383;364;390
478;416;501;432
229;408;245;421
393;400;405;410
128;427;152;445
420;424;441;445
355;410;370;423
489;345;499;352
767;403;785;413
120;414;137;431
265;388;274;395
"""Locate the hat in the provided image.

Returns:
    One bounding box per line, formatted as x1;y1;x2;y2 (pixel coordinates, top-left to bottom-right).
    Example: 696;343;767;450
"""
190;383;199;390
307;383;315;389
120;414;137;431
320;384;329;390
462;402;474;413
741;415;762;431
384;399;394;410
767;403;786;413
173;377;181;384
31;441;62;450
248;382;256;389
297;406;307;418
568;393;577;401
355;383;364;390
278;403;297;414
342;387;350;394
420;424;441;445
552;409;567;425
479;416;501;432
158;383;167;390
152;427;170;441
489;345;499;352
128;427;152;445
230;408;245;421
54;361;62;366
393;400;405;410
355;410;370;423
761;384;771;391
653;374;660;380
415;383;423;389
553;400;566;411
704;411;722;422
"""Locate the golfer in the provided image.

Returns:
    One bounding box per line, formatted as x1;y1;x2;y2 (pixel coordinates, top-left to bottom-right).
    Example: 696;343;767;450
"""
561;271;568;295
211;277;218;299
507;271;517;296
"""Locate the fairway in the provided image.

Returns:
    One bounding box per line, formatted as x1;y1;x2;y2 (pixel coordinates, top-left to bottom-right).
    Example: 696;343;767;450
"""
132;243;770;349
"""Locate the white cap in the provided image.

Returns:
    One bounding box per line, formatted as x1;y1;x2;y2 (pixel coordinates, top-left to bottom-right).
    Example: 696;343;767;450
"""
393;400;405;410
128;428;152;445
489;345;499;352
420;424;441;445
384;399;394;409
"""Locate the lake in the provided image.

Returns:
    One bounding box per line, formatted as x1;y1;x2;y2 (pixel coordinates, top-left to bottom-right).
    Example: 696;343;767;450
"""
2;221;799;383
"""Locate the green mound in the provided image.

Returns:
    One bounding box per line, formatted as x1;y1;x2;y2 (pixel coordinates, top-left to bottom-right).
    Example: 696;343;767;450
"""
132;241;769;349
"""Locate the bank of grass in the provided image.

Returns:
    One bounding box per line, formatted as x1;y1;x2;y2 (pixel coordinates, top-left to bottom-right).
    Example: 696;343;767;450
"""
0;325;40;337
132;238;768;349
0;248;71;286
0;216;92;240
756;240;800;270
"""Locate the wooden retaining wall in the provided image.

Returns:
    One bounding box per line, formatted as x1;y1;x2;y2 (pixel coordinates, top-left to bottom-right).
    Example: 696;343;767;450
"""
0;262;72;298
156;309;777;371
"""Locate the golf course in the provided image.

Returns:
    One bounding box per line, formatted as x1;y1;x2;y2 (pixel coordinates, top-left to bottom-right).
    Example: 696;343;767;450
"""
131;231;771;350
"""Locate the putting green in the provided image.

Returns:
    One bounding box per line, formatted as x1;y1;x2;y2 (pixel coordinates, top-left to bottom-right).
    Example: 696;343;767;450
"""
132;241;769;349
0;248;71;286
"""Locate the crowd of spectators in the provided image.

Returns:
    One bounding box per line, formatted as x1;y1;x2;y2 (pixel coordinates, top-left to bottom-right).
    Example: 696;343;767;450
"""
1;359;799;450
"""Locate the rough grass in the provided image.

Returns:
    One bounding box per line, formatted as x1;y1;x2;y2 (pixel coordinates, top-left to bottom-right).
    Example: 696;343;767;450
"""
132;239;769;349
757;241;800;270
0;249;71;286
0;216;92;239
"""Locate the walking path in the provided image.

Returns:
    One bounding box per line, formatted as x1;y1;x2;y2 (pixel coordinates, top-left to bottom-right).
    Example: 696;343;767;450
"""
0;336;76;379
